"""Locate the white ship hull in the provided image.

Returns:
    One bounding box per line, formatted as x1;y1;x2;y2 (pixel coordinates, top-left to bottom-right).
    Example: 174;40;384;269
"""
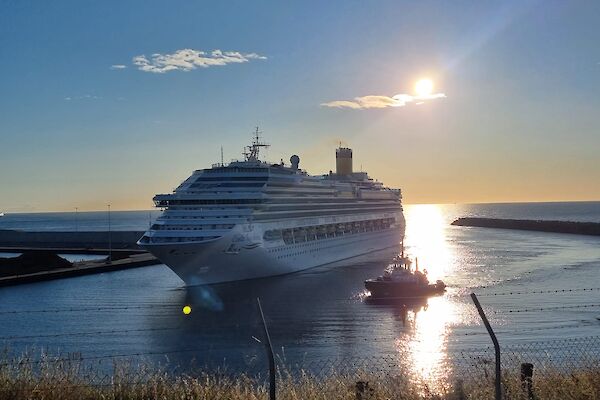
146;223;404;285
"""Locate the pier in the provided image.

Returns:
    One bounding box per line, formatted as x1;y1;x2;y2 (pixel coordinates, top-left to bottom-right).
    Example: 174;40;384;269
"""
451;218;600;236
0;252;159;287
0;230;159;286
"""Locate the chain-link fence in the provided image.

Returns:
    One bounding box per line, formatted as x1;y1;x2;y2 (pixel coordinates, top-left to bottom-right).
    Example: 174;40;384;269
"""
0;336;599;399
277;337;600;399
448;336;600;399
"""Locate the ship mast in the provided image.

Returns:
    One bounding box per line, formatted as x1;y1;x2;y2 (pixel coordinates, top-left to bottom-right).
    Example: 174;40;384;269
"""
243;127;270;162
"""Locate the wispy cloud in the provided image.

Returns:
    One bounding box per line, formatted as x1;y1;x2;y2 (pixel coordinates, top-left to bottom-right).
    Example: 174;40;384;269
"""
110;64;127;70
132;49;267;73
64;94;102;101
321;92;446;109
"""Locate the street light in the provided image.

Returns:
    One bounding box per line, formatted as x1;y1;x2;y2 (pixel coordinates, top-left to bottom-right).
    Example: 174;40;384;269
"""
107;204;112;264
75;207;79;232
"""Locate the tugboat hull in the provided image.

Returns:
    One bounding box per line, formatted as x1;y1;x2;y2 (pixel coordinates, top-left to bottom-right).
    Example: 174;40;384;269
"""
365;280;446;299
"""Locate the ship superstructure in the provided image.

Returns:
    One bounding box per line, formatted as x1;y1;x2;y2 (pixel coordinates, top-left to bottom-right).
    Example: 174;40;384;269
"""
138;130;405;285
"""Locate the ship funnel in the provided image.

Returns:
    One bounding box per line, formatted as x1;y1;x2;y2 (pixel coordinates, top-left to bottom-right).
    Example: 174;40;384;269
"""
335;147;352;175
290;155;300;170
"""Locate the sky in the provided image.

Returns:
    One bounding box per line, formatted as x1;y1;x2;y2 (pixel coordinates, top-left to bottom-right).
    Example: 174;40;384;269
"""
1;0;599;212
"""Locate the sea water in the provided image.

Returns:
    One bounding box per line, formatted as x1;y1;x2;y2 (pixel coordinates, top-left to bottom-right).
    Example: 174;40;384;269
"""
0;201;598;382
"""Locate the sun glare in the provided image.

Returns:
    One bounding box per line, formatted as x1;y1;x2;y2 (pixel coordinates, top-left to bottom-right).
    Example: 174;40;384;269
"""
396;204;459;391
415;79;434;97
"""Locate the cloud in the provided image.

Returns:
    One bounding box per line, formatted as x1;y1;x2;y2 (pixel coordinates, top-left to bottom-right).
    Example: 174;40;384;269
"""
321;92;446;109
110;64;127;70
132;49;267;73
64;94;101;101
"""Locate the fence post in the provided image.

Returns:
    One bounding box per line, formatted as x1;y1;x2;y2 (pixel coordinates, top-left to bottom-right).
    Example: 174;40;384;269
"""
355;381;374;400
470;293;502;400
257;298;276;400
520;363;534;400
453;379;466;400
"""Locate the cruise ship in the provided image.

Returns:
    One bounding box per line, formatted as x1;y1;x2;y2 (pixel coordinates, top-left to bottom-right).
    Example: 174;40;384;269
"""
138;131;405;285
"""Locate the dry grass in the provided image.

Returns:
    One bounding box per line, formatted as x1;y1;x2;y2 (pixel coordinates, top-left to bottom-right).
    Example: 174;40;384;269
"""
0;354;599;400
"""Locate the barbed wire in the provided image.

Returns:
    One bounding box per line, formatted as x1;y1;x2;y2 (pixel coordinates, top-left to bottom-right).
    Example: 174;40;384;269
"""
0;304;185;315
2;321;592;343
0;345;236;367
4;335;600;368
496;304;600;313
359;286;600;302
1;286;598;315
0;319;254;341
0;326;184;341
476;287;600;297
460;322;598;336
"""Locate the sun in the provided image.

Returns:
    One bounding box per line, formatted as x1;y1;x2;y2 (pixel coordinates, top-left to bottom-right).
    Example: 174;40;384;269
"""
415;79;434;97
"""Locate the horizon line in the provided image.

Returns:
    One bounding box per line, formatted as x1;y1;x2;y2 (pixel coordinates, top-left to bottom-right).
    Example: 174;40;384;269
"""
3;198;600;214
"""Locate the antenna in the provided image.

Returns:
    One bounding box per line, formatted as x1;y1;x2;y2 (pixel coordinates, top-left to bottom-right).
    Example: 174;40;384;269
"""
254;126;261;142
221;146;224;166
243;126;269;162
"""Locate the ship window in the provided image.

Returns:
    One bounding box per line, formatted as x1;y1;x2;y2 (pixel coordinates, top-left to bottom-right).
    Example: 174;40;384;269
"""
194;176;267;181
263;230;283;241
190;182;266;189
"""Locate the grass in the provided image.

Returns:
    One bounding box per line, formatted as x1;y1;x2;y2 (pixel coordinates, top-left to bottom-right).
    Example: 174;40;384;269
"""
0;353;599;399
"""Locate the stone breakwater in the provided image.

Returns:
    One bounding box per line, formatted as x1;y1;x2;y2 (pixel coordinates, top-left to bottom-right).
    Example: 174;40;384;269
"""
451;218;600;236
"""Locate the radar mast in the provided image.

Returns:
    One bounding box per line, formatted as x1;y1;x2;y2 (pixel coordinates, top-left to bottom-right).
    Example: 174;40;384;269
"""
243;127;270;162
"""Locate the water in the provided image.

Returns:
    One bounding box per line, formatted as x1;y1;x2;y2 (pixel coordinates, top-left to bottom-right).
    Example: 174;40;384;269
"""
0;201;599;384
0;210;162;232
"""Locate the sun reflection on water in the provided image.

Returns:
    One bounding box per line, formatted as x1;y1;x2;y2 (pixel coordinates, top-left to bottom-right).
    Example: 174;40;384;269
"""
404;204;455;281
395;204;459;391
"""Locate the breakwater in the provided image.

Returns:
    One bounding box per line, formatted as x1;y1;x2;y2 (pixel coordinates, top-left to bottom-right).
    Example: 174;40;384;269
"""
451;217;600;236
0;230;157;286
0;230;144;250
0;252;159;286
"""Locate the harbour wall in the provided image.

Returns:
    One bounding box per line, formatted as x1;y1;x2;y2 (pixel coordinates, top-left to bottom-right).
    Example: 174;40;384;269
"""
0;230;145;250
451;218;600;236
0;252;159;287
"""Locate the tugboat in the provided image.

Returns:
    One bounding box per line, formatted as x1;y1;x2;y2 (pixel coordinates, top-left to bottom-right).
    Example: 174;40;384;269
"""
365;254;446;299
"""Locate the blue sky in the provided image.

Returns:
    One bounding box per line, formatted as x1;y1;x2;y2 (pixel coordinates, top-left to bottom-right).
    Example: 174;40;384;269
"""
1;1;599;211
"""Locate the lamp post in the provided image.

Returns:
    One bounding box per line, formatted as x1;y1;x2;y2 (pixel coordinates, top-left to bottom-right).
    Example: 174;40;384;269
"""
107;204;112;264
75;207;79;232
